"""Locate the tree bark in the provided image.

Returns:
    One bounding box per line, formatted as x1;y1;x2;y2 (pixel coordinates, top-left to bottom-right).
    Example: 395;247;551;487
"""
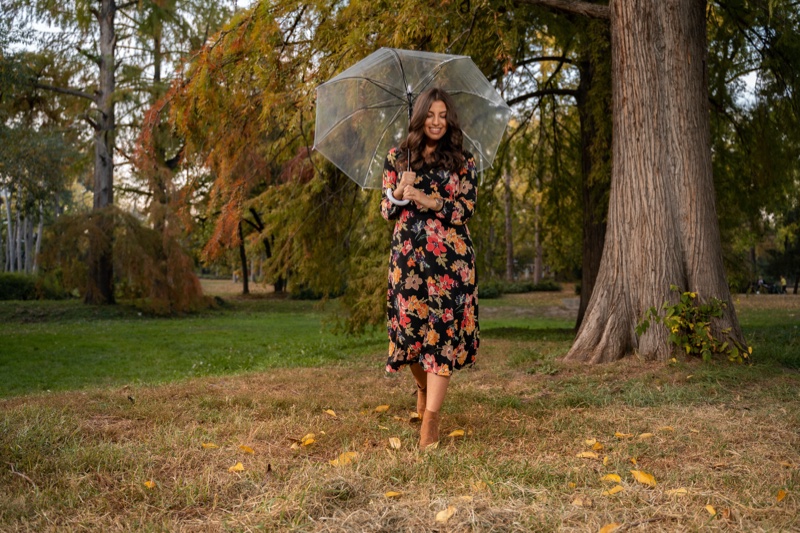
565;0;745;362
85;0;117;304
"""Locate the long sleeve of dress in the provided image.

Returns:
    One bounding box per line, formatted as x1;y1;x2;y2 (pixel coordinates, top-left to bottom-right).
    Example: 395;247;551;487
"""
436;153;478;226
380;149;404;221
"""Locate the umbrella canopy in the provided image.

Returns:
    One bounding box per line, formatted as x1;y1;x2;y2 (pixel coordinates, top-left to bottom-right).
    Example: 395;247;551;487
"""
314;48;512;189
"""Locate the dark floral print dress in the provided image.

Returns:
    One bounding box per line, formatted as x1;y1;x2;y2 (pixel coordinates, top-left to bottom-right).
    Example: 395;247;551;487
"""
380;147;480;376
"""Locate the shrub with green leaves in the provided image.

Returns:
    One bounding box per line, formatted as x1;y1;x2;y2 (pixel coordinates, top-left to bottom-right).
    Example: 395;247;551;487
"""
636;285;751;363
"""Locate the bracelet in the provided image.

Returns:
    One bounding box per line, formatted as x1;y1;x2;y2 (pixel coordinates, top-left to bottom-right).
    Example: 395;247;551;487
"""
386;188;410;206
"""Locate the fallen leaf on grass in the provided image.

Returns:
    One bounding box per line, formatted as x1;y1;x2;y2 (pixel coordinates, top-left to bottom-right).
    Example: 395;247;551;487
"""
388;437;402;450
568;482;577;488
329;451;359;466
143;480;155;489
638;433;654;439
239;445;255;454
571;495;593;507
592;441;604;451
374;405;390;413
378;425;389;430
630;470;657;487
585;438;597;446
598;523;621;533
629;457;637;465
228;462;245;473
201;443;219;449
615;431;633;438
602;485;624;496
705;504;717;516
385;491;403;498
658;426;675;432
409;412;421;422
324;409;337;418
472;481;490;492
435;506;457;523
666;488;688;496
601;474;621;483
777;490;787;502
603;456;609;466
448;429;465;438
576;452;599;459
779;461;794;468
301;434;315;446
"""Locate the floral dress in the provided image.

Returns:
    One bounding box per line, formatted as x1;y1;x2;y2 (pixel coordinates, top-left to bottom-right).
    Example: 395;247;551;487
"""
381;147;480;376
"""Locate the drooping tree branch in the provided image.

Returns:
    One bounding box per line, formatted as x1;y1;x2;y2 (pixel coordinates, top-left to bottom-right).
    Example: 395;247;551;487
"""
514;0;610;20
33;82;97;103
507;88;578;106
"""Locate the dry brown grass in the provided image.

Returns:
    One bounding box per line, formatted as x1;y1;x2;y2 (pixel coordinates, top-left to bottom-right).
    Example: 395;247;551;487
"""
1;290;799;532
200;278;275;297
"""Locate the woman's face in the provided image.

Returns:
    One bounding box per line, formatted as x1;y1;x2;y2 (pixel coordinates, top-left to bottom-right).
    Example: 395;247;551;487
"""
424;100;448;143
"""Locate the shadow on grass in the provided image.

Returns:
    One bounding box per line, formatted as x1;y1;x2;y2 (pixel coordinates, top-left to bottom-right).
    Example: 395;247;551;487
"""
481;327;575;342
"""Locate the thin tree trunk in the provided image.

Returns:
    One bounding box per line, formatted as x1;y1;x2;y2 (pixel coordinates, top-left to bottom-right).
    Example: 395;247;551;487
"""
33;208;43;274
85;0;117;304
24;215;34;274
565;0;745;363
3;189;12;271
533;178;543;284
15;210;22;273
238;220;249;295
504;171;514;281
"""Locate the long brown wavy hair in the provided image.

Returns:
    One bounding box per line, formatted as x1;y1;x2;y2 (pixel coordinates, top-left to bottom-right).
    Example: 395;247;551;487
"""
396;87;465;173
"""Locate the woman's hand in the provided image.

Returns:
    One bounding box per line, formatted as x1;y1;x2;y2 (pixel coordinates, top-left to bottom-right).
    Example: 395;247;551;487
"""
404;187;442;211
394;171;416;200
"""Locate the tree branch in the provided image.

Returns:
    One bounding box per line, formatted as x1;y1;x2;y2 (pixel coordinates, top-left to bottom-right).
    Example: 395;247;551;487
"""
34;82;97;103
514;0;610;20
507;88;578;106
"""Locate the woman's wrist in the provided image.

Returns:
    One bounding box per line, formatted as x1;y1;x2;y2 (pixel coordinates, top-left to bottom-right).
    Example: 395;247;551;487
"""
394;185;405;200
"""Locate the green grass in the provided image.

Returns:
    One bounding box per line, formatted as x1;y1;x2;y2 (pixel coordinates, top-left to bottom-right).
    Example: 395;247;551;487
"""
0;298;384;397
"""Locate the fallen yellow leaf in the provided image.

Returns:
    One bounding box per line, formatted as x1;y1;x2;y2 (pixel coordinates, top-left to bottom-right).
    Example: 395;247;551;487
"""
705;504;716;516
603;456;610;466
409;412;421;422
301;433;315;446
435;506;457;523
658;426;675;432
777;489;787;502
228;462;245;473
615;431;634;438
576;451;599;459
329;451;359;466
290;442;300;450
629;457;638;465
374;405;390;413
448;429;465;438
324;409;337;417
384;491;403;498
592;441;604;451
571;495;593;508
239;445;255;454
602;485;624;496
568;482;576;488
598;523;621;533
143;480;155;489
666;488;688;496
201;442;219;449
639;433;654;439
388;437;402;450
585;438;597;446
601;474;621;483
779;461;794;468
630;470;657;487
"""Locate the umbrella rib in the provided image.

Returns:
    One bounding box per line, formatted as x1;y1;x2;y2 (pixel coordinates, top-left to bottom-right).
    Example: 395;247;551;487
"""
319;76;406;102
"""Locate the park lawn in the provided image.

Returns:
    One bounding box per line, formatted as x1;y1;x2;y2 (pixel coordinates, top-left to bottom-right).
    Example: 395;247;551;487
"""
0;291;798;531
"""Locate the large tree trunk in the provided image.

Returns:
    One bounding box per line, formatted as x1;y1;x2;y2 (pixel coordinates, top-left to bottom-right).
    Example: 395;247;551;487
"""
565;0;745;362
85;0;116;304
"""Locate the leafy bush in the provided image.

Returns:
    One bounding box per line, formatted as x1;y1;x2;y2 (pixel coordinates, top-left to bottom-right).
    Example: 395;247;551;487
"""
636;285;751;364
479;281;503;299
479;279;562;299
0;273;68;301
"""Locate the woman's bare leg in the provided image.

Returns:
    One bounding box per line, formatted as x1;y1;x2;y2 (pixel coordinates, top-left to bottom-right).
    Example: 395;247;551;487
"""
424;373;450;412
409;362;428;389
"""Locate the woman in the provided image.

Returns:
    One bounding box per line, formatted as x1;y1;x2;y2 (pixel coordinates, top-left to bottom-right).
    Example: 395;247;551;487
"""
380;87;479;449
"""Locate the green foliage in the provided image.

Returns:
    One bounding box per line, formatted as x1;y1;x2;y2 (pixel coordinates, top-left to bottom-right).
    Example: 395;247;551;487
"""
480;279;562;299
636;285;751;364
0;273;68;301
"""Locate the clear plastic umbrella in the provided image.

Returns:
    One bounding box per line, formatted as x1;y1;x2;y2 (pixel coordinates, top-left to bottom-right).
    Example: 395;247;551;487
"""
314;48;512;189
